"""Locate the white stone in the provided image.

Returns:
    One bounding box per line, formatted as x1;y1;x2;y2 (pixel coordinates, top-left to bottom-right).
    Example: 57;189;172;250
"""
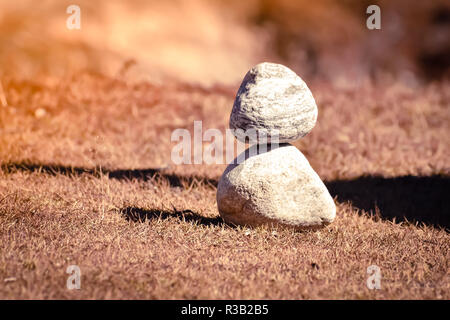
217;144;336;229
230;62;318;144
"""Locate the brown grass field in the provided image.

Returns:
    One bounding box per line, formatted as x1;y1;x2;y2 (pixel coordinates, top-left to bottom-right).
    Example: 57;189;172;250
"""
0;0;449;299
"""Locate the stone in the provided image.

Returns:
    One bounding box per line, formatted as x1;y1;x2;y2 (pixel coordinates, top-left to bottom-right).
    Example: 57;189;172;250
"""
216;144;336;229
230;62;318;144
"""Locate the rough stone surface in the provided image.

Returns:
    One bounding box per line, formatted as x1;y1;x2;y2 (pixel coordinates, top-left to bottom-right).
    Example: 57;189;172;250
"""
230;62;318;143
217;144;336;229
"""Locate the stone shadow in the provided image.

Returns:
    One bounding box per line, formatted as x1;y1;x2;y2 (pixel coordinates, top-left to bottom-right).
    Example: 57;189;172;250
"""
326;175;450;230
120;206;225;227
3;162;448;230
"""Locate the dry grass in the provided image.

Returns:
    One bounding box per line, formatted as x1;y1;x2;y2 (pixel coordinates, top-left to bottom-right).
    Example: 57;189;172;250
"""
0;73;448;299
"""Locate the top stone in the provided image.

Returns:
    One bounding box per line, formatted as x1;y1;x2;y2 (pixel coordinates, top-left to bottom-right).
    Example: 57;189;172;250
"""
230;62;318;144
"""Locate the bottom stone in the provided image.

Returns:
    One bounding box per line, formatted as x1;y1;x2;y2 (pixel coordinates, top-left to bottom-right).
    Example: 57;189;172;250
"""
216;143;336;229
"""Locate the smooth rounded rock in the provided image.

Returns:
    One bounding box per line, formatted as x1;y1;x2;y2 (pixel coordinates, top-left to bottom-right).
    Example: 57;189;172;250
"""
217;144;336;229
230;62;318;144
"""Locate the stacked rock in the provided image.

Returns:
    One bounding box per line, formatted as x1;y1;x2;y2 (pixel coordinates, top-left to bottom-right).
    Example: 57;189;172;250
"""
217;62;336;229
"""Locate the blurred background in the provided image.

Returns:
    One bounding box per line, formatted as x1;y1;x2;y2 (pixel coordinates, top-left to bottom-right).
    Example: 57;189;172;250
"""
1;0;449;87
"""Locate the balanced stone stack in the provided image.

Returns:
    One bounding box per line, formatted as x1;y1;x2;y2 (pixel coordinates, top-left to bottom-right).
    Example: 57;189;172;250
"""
217;62;336;229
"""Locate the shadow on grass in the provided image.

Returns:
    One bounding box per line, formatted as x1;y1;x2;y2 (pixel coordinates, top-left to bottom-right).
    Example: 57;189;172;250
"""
3;162;448;229
120;206;225;227
1;162;218;188
326;175;450;230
